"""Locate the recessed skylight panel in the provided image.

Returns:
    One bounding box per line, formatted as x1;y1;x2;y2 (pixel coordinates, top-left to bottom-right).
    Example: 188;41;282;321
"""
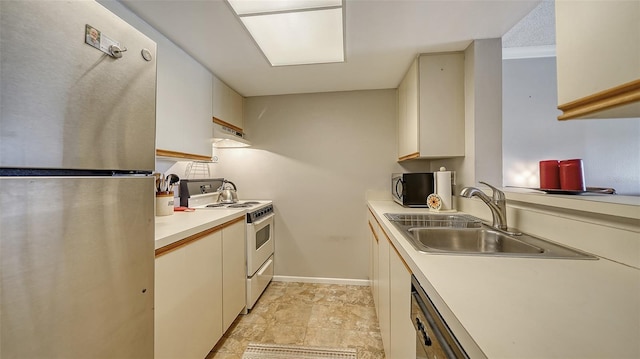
228;0;342;15
241;8;344;66
227;0;345;66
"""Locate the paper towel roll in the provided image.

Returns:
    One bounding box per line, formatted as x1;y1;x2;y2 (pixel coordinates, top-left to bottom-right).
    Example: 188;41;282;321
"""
435;167;453;211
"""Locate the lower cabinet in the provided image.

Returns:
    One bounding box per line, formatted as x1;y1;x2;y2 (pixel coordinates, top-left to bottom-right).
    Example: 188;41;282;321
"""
388;243;415;359
155;217;246;359
369;216;380;316
368;210;416;359
222;219;246;330
378;223;392;356
155;230;223;359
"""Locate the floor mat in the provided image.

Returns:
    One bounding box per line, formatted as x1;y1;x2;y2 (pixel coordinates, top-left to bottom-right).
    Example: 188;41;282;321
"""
242;343;358;359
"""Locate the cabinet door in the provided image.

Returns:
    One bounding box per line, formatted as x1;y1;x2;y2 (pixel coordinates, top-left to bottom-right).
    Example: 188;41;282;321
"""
398;53;464;160
398;59;419;160
389;246;416;359
155;231;223;359
556;1;640;119
418;53;465;158
368;214;380;315
156;44;213;158
230;88;244;129
369;210;415;359
377;229;391;357
222;219;247;331
213;75;244;130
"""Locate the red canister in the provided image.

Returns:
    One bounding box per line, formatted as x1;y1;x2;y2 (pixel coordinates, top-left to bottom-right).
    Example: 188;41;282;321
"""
559;159;586;191
539;160;560;189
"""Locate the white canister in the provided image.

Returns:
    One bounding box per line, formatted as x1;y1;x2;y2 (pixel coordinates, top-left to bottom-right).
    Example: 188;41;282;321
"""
435;167;454;211
155;192;174;216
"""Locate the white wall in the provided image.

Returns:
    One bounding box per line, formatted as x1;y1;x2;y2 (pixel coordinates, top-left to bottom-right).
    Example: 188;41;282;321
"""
213;90;401;280
503;57;640;195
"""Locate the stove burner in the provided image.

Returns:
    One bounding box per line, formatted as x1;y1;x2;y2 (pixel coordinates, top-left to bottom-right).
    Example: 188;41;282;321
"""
205;203;226;208
227;203;252;208
200;201;265;209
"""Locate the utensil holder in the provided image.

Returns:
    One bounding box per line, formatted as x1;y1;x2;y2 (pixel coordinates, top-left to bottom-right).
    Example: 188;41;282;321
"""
156;192;174;216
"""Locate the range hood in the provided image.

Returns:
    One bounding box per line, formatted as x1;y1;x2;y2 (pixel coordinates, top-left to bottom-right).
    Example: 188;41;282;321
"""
212;119;251;148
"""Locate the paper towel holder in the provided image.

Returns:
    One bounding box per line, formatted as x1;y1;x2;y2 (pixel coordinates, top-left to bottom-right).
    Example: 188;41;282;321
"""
433;167;456;212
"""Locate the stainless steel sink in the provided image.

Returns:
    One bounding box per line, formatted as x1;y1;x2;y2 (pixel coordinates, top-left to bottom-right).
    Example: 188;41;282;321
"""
384;213;596;259
408;227;544;254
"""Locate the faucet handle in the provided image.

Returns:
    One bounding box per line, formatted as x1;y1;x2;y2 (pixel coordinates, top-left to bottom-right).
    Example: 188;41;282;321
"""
479;181;505;201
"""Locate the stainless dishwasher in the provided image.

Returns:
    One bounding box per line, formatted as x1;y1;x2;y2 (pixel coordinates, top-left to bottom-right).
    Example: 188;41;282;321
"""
411;275;468;359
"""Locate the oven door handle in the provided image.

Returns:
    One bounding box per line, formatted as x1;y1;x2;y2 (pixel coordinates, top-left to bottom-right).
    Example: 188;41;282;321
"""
251;212;274;226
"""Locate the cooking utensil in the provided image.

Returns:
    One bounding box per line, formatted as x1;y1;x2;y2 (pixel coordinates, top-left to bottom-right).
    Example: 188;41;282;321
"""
217;180;238;203
165;173;180;192
153;172;162;192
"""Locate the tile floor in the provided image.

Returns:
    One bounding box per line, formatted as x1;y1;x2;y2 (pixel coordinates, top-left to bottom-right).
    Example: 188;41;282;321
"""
207;281;385;359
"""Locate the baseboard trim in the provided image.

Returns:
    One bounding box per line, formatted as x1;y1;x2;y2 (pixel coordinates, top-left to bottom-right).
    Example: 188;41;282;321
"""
273;275;370;286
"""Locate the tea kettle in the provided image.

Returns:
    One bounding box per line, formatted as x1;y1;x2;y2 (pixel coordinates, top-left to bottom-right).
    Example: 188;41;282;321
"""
218;180;238;203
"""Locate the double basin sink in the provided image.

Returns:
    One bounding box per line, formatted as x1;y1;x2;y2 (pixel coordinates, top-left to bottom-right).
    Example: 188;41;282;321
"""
384;213;596;259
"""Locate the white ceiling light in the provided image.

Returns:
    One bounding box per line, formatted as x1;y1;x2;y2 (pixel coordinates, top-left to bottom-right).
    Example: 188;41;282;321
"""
229;0;342;15
227;0;345;66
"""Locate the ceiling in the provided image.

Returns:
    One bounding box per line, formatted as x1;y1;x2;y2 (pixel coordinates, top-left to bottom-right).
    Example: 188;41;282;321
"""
502;0;554;48
119;0;542;97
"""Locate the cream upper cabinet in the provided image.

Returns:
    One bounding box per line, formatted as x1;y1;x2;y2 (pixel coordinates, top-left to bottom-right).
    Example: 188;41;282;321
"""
397;53;465;161
101;0;213;161
155;43;213;160
398;60;419;159
213;75;244;130
555;0;640;120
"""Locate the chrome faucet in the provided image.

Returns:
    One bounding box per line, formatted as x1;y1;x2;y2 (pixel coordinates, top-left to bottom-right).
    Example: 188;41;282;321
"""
460;181;509;231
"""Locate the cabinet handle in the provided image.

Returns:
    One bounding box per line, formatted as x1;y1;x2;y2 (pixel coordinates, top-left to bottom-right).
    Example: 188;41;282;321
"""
256;258;273;276
395;178;404;198
421;328;432;346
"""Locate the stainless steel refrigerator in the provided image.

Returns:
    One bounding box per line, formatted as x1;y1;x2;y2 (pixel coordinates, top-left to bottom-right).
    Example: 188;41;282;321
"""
1;1;156;358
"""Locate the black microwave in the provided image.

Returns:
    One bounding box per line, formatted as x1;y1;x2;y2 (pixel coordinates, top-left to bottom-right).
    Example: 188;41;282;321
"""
392;173;435;207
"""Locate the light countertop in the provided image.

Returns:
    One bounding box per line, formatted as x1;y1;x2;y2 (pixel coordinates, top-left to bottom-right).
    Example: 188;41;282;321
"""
155;209;245;250
368;200;640;359
502;187;640;219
